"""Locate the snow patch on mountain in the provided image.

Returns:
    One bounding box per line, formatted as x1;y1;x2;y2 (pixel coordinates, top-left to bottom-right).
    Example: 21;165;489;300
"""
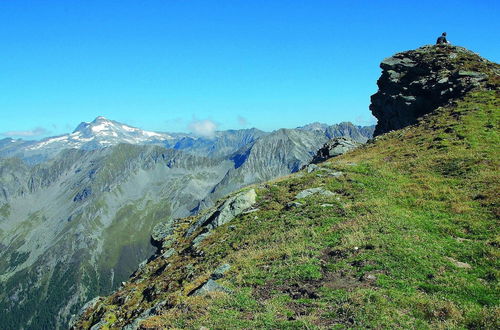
25;117;174;152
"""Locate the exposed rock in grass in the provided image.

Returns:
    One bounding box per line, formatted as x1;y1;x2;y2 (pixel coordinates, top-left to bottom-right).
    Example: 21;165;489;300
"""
286;201;304;209
295;187;335;199
312;137;362;163
185;189;257;238
211;263;231;280
161;248;175;260
305;164;319;173
189;279;232;296
69;296;103;329
151;217;176;250
122;300;170;330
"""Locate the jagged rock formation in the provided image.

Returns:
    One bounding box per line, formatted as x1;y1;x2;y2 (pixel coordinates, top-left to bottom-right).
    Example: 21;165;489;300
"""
370;45;499;136
311;137;362;164
299;122;375;143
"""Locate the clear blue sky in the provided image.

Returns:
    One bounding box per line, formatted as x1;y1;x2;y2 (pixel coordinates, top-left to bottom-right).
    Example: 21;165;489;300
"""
1;0;498;139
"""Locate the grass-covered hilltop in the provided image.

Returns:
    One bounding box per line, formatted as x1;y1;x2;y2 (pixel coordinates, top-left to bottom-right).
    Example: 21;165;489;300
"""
72;45;499;329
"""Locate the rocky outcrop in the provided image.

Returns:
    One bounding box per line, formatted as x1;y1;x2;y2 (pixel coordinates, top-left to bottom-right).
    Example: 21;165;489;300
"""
311;137;361;163
370;45;499;136
185;189;257;248
150;217;176;250
295;187;335;199
189;279;233;296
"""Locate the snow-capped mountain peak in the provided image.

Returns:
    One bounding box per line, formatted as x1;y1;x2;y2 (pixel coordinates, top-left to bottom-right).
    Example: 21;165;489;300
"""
69;116;172;142
24;117;174;154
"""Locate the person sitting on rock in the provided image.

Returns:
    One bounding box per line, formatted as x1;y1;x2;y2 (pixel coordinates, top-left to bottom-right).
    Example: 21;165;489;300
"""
436;32;449;45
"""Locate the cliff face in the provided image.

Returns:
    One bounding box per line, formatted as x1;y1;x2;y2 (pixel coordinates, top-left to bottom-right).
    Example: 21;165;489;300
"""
370;45;499;136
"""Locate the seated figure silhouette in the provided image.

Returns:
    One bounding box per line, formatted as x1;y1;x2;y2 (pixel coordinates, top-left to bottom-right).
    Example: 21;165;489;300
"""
436;32;449;45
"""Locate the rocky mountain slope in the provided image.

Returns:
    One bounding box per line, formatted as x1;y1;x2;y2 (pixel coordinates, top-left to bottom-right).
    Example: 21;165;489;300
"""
0;120;372;329
73;45;498;329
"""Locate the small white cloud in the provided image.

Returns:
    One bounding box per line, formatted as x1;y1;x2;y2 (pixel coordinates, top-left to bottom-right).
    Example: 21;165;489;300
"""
188;119;218;138
237;116;248;127
1;127;50;138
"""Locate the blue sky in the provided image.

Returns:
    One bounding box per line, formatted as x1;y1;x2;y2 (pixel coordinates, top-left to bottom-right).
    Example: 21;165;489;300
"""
1;0;498;139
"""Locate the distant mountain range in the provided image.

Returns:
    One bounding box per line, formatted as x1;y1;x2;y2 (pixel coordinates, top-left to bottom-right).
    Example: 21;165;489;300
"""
0;117;373;164
0;117;373;329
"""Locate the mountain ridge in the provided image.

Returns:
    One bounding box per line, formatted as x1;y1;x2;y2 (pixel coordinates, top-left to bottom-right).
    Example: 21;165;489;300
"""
0;120;373;329
71;45;499;329
0;118;373;165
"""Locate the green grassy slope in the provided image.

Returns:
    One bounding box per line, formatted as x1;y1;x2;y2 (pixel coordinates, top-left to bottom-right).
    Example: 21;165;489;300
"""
75;88;499;329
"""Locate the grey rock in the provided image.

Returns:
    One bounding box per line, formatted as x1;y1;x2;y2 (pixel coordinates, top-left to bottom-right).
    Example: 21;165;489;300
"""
69;296;102;328
305;164;319;173
327;171;344;178
192;232;212;248
371;45;498;136
122;300;169;330
151;217;176;249
286;201;304;209
211;263;231;280
190;279;232;296
243;208;260;214
161;248;176;260
311;137;361;163
295;187;335;199
457;70;488;79
364;274;377;281
186;189;257;237
381;56;417;69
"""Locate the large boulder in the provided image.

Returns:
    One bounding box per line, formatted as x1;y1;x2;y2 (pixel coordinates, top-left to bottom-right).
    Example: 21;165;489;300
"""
370;45;499;136
185;189;257;238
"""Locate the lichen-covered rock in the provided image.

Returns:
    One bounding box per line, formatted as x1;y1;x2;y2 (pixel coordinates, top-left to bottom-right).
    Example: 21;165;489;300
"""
311;137;361;163
185;189;257;237
69;296;103;329
189;279;232;296
211;263;231;280
150;217;176;249
295;187;335;199
122;300;170;330
370;45;499;136
161;248;176;260
305;163;319;173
